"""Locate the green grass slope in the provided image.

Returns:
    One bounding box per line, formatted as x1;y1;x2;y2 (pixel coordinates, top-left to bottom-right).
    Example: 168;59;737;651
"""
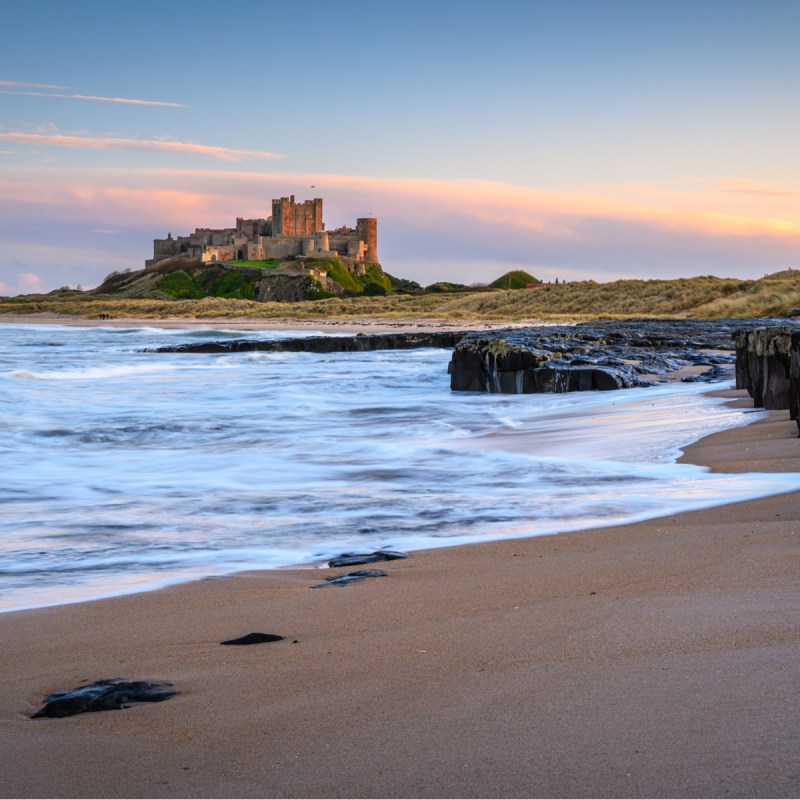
489;270;540;289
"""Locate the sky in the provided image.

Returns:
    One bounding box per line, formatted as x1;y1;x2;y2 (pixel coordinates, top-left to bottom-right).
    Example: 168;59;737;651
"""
1;0;799;295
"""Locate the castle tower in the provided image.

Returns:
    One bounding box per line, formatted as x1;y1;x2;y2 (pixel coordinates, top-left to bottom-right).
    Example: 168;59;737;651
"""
314;230;330;253
356;217;378;263
272;196;323;236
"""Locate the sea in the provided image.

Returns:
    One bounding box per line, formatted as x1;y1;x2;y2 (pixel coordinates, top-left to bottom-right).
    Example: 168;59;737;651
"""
2;322;799;613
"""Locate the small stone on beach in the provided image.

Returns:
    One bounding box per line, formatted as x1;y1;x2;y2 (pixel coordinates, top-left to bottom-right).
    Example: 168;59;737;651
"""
220;632;285;646
31;678;179;719
328;549;409;568
311;569;388;588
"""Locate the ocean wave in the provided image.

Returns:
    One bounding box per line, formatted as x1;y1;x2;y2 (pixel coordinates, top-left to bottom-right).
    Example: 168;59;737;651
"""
3;324;799;613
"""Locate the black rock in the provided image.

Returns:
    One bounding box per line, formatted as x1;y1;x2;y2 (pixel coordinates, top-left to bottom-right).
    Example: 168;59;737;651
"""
328;549;409;568
32;678;179;719
148;331;467;355
448;318;792;395
220;633;285;645
734;326;797;410
311;569;387;588
681;365;732;383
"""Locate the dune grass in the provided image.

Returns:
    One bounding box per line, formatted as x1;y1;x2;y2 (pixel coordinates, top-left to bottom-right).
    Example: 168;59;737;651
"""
2;271;799;322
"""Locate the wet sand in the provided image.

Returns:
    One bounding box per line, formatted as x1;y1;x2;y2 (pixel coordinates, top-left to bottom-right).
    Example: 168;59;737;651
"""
1;395;799;798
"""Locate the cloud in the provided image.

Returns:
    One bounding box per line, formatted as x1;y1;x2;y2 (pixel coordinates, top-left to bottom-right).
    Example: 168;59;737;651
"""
0;132;284;161
1;166;799;290
0;90;184;107
717;178;800;199
0;80;68;89
17;272;46;293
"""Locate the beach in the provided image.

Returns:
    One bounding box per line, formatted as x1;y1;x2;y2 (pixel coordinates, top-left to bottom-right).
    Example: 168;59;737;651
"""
0;312;523;334
1;393;799;798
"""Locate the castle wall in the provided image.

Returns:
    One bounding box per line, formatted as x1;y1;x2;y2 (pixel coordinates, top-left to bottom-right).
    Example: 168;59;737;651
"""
236;218;271;238
272;196;323;236
258;235;314;260
150;196;377;268
201;246;236;263
327;231;366;261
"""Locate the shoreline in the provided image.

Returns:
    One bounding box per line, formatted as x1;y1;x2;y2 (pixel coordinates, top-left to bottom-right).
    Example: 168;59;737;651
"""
1;395;799;797
0;382;770;616
0;311;534;334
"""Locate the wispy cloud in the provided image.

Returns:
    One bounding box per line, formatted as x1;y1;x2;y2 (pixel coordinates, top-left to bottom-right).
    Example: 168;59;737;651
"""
2;166;799;288
0;132;284;161
717;178;800;199
0;80;68;89
0;90;184;107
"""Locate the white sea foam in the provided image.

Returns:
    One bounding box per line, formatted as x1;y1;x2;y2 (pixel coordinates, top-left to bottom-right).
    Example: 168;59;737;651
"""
1;323;798;613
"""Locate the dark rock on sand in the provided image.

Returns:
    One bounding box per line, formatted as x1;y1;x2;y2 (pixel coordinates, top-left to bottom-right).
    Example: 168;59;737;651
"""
311;569;387;588
450;318;793;395
220;633;285;645
149;331;466;355
734;326;796;410
734;327;800;432
681;365;732;383
793;331;800;430
32;678;179;719
328;549;409;568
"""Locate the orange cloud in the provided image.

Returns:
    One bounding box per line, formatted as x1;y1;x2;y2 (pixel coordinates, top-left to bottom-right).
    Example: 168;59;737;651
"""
716;178;800;199
2;166;800;248
0;132;284;161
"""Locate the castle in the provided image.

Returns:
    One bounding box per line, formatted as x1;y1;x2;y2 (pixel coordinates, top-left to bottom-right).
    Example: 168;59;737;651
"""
147;196;378;267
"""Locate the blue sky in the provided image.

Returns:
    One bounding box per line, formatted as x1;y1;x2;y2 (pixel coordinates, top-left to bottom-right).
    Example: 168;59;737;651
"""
1;0;799;293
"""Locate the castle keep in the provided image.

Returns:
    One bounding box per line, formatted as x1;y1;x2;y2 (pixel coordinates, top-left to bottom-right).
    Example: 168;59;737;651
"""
147;196;378;267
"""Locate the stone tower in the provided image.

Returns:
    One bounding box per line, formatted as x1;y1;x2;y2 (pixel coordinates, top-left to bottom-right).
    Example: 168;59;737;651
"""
271;196;324;236
356;217;378;263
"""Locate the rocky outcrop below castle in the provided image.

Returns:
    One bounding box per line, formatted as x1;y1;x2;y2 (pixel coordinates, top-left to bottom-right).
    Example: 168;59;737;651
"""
448;318;794;394
151;331;467;355
253;273;316;303
734;326;800;424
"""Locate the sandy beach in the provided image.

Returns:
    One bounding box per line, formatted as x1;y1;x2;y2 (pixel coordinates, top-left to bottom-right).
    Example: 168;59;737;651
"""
1;394;799;798
0;312;527;335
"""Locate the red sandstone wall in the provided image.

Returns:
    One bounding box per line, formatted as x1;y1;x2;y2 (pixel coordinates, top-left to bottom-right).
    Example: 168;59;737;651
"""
272;197;323;236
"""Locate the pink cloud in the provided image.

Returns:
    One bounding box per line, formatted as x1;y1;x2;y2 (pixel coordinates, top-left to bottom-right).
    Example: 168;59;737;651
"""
3;167;800;242
2;166;800;287
0;80;68;89
17;272;46;293
0;132;283;161
0;90;183;107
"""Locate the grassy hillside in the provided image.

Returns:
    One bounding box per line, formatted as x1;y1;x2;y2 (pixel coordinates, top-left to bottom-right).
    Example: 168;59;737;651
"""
76;256;394;302
2;270;799;321
489;270;541;289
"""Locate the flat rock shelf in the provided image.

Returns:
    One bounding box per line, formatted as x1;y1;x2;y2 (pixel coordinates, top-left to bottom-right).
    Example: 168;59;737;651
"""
149;318;798;396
